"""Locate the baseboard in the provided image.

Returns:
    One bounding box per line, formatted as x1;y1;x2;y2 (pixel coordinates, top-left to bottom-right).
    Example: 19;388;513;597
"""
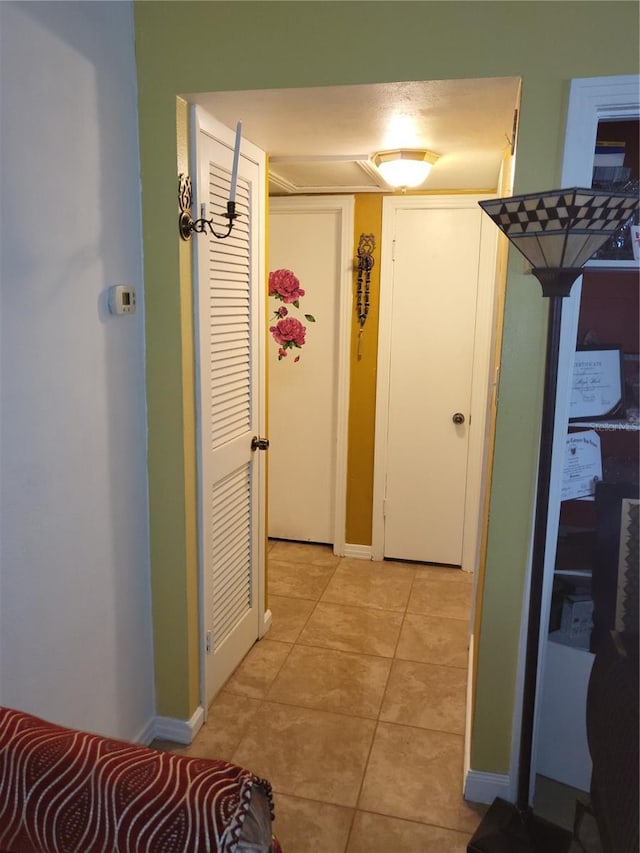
464;769;514;805
151;705;205;746
260;607;272;638
463;637;515;806
342;543;373;560
135;716;158;746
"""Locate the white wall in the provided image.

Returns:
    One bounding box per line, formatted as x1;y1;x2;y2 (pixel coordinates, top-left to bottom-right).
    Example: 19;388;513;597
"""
0;1;154;741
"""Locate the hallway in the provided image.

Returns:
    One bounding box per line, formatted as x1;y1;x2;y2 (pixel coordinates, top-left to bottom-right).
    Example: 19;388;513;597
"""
178;540;485;851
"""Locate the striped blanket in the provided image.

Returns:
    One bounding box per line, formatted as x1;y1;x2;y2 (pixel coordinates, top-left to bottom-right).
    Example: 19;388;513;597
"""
0;707;281;853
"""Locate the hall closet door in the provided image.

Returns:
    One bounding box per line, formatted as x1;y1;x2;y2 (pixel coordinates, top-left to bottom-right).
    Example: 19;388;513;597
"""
192;108;267;709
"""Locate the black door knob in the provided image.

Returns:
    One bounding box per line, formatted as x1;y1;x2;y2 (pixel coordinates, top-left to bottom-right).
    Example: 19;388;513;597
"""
452;413;465;425
251;435;270;451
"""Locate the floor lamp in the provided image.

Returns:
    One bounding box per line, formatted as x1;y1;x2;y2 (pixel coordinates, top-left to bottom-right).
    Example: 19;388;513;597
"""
468;187;639;853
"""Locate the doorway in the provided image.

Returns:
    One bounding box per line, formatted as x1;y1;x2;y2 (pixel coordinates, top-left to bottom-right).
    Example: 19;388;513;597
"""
184;77;519;713
189;80;519;568
267;196;354;551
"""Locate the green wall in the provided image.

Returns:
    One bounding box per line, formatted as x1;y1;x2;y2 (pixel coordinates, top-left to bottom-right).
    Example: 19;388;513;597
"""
134;0;639;772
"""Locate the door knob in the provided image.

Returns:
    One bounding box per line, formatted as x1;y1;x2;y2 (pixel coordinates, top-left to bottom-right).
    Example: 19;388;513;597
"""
452;413;465;425
251;435;270;452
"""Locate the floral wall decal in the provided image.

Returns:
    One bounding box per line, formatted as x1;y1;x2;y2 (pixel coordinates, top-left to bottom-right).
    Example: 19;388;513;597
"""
269;268;305;305
269;269;316;362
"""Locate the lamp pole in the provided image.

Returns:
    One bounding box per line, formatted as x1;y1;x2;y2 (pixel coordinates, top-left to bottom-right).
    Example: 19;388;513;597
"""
516;271;581;812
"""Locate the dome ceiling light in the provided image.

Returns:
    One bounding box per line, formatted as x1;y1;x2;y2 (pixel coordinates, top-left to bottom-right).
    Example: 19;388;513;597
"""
372;149;440;189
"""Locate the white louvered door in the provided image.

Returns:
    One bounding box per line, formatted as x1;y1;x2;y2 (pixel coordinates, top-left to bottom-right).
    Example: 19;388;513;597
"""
193;111;266;709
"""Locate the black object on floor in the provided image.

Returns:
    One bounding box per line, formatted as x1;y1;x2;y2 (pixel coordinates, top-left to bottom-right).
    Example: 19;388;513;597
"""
467;798;573;853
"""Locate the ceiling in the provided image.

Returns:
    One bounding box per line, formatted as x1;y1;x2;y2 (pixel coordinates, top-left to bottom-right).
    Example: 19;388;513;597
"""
186;77;521;196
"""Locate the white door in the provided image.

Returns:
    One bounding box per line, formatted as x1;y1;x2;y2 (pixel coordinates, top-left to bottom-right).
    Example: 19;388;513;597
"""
267;196;353;548
192;109;267;708
373;196;497;567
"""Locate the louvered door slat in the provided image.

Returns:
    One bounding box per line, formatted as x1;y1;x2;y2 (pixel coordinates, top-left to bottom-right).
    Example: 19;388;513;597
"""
208;168;251;451
213;551;251;600
210;354;248;375
212;485;249;526
211;380;249;404
213;542;250;595
211;371;248;392
213;525;251;563
210;463;252;650
210;396;250;424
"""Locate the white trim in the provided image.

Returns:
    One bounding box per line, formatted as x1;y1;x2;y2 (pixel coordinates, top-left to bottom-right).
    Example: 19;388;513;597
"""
464;770;513;806
370;197;397;561
152;706;205;746
342;543;373;560
259;607;272;638
372;194;498;569
463;205;499;574
268;195;354;555
134;717;158;746
464;634;474;779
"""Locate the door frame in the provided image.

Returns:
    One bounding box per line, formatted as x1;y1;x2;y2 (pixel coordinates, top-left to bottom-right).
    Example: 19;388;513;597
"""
372;194;498;570
190;105;269;714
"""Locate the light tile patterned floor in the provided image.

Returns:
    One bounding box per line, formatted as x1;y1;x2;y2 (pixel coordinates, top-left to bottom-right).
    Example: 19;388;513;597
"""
178;541;487;852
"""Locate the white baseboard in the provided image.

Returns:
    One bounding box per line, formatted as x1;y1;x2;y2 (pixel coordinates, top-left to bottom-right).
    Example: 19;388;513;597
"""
342;543;373;560
151;706;205;746
135;716;158;746
464;769;514;805
260;607;272;638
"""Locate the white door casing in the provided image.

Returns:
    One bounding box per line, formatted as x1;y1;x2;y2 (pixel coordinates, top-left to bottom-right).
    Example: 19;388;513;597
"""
191;107;268;711
372;195;498;570
267;196;354;551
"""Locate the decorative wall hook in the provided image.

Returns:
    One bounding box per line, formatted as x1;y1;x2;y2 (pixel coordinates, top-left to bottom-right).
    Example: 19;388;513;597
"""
178;174;238;241
355;233;376;358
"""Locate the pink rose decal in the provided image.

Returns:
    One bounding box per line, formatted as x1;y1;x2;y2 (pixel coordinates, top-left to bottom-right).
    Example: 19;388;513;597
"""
268;268;316;362
269;268;305;305
269;317;306;359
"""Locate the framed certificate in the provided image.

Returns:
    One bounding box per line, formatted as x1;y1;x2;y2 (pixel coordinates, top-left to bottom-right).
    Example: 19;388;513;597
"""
562;430;602;501
569;347;625;421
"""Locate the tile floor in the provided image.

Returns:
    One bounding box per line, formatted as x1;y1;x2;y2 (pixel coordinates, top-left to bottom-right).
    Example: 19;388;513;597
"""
176;541;488;852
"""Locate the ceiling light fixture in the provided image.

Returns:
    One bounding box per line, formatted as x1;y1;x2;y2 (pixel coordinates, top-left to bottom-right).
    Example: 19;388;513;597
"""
372;149;440;189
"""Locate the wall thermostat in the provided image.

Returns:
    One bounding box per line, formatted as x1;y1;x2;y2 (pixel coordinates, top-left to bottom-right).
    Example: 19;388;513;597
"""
108;285;136;315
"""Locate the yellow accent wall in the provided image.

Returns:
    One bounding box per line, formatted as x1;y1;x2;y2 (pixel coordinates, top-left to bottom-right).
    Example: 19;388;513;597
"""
134;0;639;773
346;195;383;544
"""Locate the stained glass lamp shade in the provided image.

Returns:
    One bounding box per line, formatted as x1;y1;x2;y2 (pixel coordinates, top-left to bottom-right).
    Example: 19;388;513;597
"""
479;187;638;273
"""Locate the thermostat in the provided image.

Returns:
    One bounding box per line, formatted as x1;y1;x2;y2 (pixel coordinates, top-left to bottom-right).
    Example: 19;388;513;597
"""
108;285;136;315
